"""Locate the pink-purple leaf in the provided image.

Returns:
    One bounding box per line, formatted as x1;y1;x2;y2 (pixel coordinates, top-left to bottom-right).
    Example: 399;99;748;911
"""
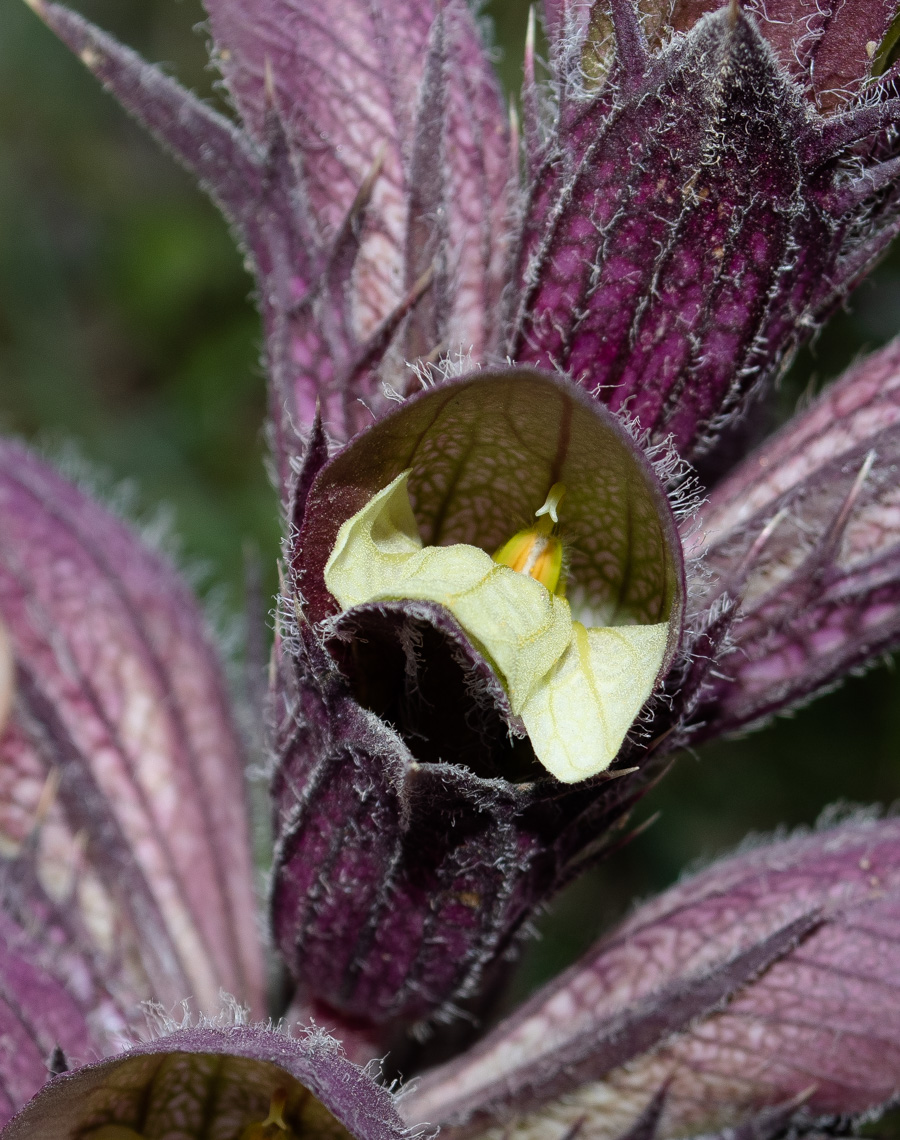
0;441;265;1016
401;816;900;1139
686;338;900;738
404;910;822;1130
204;0;512;362
746;0;896;107
658;0;896;105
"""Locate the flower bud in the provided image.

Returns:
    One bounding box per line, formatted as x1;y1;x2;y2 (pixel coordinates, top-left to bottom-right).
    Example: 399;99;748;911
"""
513;3;900;461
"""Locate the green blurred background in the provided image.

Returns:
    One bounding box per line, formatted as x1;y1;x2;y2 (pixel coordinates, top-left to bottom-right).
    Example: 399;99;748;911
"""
2;0;899;1008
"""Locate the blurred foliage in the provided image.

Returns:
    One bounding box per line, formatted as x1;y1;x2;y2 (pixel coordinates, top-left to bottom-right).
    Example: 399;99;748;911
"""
2;0;900;1009
0;0;273;608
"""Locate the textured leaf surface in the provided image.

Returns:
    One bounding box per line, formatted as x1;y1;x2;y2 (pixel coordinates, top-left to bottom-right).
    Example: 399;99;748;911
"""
511;4;900;464
686;338;900;737
204;0;512;356
0;441;264;1015
402;817;900;1140
510;10;829;459
2;1025;412;1140
664;0;897;105
809;0;898;105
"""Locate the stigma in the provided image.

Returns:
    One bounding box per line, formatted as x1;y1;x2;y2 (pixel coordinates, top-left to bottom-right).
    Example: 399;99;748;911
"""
493;483;567;595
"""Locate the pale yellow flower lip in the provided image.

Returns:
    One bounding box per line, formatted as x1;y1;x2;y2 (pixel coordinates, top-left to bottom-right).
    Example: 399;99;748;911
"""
325;472;669;783
294;368;685;782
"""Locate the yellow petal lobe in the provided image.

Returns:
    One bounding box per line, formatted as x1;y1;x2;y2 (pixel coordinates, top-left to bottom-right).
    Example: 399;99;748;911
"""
520;621;669;783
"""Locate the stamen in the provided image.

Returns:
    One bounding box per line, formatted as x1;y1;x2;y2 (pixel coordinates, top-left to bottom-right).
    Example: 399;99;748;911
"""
493;484;568;595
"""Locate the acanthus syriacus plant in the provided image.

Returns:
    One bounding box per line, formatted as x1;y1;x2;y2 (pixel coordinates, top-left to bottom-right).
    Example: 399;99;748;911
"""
3;0;900;1138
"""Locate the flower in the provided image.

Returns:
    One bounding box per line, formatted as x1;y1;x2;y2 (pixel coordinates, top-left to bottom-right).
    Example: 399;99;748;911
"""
323;468;669;784
7;0;900;1134
315;362;685;785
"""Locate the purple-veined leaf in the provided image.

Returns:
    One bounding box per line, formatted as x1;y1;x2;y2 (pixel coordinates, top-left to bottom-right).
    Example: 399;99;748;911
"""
756;0;896;106
510;3;900;463
685;338;900;738
206;0;429;344
809;0;898;106
402;816;900;1139
203;0;513;360
0;441;265;1016
665;0;897;105
509;9;833;460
